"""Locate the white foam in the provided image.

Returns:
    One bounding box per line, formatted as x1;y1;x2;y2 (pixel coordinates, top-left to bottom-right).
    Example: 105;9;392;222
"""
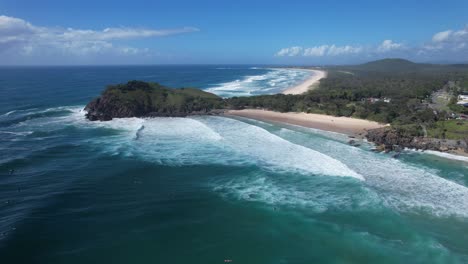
213;173;380;212
1;110;16;117
0;108;40;118
205;68;312;97
79;115;362;179
88;117;237;165
198;117;363;179
407;148;468;163
23;108;468;218
274;127;468;218
214;177;323;209
0;131;33;136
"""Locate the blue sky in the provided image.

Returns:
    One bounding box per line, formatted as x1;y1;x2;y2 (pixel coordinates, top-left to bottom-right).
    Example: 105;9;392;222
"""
1;0;468;65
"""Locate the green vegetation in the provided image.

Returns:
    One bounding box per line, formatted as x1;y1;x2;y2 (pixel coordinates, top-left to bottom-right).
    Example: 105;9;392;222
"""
225;59;468;140
427;120;468;140
88;60;468;141
106;81;223;114
85;81;225;120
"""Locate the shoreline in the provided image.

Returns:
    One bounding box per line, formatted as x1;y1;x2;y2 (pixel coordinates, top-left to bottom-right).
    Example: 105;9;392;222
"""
225;109;468;160
281;69;327;95
226;109;386;136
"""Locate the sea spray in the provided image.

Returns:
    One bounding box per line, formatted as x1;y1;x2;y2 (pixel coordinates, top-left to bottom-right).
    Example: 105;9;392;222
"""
85;116;363;180
269;124;468;218
206;68;313;97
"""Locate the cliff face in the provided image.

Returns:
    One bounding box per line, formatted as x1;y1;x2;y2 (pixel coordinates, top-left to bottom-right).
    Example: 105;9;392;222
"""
366;127;468;153
85;81;225;121
85;96;143;121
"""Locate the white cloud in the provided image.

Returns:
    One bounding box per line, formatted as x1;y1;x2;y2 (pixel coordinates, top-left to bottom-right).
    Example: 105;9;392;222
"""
276;44;362;57
431;26;468;45
327;45;362;56
275;46;303;56
377;40;403;52
432;30;453;42
422;25;468;57
60;26;199;41
0;15;199;62
275;25;468;62
303;46;327;56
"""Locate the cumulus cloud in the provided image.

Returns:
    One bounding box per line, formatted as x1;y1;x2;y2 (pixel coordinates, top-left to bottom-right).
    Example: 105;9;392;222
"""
0;15;199;63
303;46;327;56
327;45;363;56
420;25;468;57
275;46;303;56
275;25;468;62
277;44;362;57
432;30;453;42
431;26;468;44
377;40;403;52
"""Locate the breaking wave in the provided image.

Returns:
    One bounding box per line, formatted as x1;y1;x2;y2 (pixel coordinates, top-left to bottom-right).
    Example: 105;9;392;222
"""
205;68;312;97
85;115;362;179
268;126;468;218
5;107;468;218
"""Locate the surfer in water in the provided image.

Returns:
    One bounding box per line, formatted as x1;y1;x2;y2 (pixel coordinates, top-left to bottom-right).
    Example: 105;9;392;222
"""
135;125;145;140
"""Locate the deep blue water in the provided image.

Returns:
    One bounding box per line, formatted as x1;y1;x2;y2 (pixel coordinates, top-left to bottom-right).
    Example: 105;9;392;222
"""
1;66;468;263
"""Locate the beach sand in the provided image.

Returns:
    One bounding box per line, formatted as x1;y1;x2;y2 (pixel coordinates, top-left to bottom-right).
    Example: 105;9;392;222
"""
226;109;387;136
282;69;327;95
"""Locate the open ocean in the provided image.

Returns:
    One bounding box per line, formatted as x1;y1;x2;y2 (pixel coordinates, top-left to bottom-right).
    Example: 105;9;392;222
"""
1;66;468;263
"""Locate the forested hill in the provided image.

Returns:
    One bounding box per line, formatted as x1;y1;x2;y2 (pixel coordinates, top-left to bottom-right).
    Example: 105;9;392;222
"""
228;59;468;134
351;58;427;73
334;58;468;74
85;81;225;121
84;59;468;145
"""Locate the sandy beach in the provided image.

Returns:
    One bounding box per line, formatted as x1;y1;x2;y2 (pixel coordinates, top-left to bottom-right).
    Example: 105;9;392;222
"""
282;69;328;95
226;109;387;136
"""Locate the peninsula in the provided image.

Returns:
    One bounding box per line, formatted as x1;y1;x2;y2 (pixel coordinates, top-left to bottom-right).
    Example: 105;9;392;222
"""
85;59;468;156
85;81;224;121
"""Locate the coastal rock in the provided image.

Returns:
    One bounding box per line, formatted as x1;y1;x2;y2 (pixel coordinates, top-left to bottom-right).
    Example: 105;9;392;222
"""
366;127;468;154
85;81;225;121
348;139;361;147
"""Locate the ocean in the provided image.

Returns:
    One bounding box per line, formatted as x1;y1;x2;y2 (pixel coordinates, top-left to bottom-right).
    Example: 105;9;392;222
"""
0;65;468;263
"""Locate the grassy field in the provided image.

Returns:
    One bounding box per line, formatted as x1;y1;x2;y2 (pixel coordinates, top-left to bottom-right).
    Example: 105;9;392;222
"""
427;120;468;140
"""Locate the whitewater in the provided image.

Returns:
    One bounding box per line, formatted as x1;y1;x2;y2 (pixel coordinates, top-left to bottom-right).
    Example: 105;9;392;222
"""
1;66;468;263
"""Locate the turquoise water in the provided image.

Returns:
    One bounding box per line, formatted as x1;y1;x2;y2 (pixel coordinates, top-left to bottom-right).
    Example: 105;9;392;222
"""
1;66;468;263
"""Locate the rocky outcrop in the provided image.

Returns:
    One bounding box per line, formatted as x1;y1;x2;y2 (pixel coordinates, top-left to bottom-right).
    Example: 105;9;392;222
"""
85;81;225;121
366;127;468;154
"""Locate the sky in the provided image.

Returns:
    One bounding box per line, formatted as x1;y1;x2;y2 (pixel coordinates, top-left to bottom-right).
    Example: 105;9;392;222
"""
1;0;468;65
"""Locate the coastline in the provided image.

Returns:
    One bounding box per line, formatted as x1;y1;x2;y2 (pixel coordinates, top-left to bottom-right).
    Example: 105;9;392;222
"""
226;109;386;136
226;109;468;160
281;69;328;95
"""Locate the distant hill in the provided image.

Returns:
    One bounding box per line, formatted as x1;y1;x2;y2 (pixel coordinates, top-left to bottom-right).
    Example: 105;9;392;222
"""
338;58;468;74
357;58;425;72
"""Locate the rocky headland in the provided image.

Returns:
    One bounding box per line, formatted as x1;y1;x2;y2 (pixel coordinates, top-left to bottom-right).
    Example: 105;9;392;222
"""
85;81;225;121
366;127;468;155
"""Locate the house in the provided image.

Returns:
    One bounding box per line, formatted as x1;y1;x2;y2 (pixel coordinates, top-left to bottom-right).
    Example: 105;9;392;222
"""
457;92;468;106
